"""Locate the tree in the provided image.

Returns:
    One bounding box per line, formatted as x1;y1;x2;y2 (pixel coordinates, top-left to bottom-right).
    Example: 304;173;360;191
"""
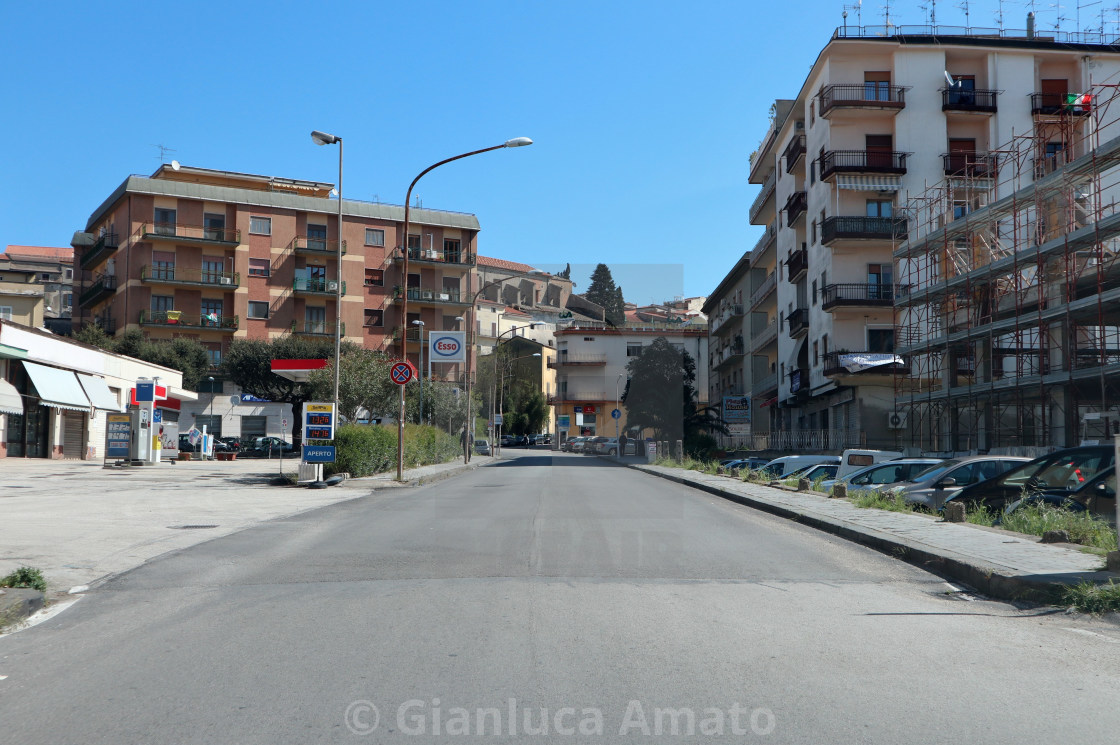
222;335;351;444
557;263;571;280
70;325;211;391
308;348;397;424
622;337;727;451
585;263;626;327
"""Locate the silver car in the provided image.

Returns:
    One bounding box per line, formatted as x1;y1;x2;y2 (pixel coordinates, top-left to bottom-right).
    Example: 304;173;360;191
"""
819;458;942;494
891;455;1032;510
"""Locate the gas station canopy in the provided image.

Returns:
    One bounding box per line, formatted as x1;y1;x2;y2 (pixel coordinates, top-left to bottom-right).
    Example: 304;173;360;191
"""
271;358;329;383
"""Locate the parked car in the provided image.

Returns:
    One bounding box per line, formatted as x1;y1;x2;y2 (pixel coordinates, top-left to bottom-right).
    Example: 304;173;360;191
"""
1003;466;1116;527
567;436;591;453
584;436;610;454
819;458;942;493
500;434;515;448
836;449;905;480
890;455;1032;510
590;437;621;455
474;439;492;456
796;463;840;482
243;437;297;456
759;455;840;479
218;436;242;452
723;457;770;472
945;446;1117;512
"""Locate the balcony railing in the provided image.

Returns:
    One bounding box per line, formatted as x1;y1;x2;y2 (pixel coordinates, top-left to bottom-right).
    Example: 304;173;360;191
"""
79;232;119;270
784;191;807;226
293;277;346;296
749;223;777;267
783;134;806;173
749;169;778;224
788;368;809;396
823;351;909;377
401;287;465;304
710;304;745;334
821;283;906;310
1031;92;1092;116
753;371;778;395
942;152;998;177
942;88;998;113
750;428;865;451
288;236;347;256
139;310;238;331
818;83;906;116
787;308;808;338
751;319;778;351
394;246;474;266
819;150;908;181
291;320;344;337
140;265;240;288
140;223;241;245
821;216;908;244
715;338;746;368
749;272;776;309
78;274;117;308
786;248;808;282
548;354;607;368
548;392;608;404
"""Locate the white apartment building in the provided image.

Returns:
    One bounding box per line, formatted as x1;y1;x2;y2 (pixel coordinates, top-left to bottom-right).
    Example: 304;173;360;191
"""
552;322;708;441
739;22;1120;451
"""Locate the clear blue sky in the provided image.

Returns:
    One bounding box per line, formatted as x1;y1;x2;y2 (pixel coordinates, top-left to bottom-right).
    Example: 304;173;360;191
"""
0;1;1069;303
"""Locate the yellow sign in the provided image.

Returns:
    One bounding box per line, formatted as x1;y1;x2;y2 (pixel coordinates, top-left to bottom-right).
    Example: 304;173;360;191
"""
305;403;334;413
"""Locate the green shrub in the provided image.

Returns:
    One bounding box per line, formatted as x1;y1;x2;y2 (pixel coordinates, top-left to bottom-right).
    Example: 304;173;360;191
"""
1059;580;1120;614
965;505;998;526
850;489;916;513
0;566;47;593
999;504;1118;550
325;423;461;478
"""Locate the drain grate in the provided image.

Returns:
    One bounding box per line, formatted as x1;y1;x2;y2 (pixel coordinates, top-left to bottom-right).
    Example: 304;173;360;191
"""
168;525;219;530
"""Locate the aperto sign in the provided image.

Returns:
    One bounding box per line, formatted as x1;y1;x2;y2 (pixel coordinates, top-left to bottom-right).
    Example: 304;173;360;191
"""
429;331;465;362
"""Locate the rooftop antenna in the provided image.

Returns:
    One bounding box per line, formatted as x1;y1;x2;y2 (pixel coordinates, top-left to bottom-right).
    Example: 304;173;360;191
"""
152;144;176;163
842;0;863;30
994;0;1007;29
919;0;937;24
881;0;894;27
1050;2;1069;30
1079;0;1103;34
957;0;970;27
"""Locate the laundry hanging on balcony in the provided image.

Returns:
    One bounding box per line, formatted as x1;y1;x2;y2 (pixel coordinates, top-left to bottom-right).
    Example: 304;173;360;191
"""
838;353;905;373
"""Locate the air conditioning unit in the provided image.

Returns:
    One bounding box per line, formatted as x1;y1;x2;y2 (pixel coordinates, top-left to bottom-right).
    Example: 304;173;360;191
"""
326;280;339;291
887;410;908;429
220;277;233;285
795;120;805;131
421;289;434;300
438;293;450;301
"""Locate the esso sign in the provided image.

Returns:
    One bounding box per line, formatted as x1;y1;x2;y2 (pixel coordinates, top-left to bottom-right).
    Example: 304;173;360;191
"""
432;335;463;358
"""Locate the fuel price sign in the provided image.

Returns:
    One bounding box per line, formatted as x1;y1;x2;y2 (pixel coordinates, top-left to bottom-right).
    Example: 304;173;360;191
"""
302;402;336;442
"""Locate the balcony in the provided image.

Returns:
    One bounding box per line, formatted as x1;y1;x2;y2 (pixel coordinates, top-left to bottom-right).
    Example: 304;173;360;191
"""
391;327;423;343
821;216;908;244
749;169;777;225
942;88;998;114
393;246;475;267
1031;92;1092;116
821;283;907;311
750;318;778;351
818;83;906;117
140;223;241;246
785;247;807;282
292;321;345;337
749;272;777;309
784;191;807;226
714;337;746;369
288;236;347;257
141;265;240;289
293;277;346;296
819;150;908;181
787;308;808;338
710;304;745;335
823;351;909;378
753;371;778;396
78;273;117;308
79;232;119;270
783;135;807;174
399;287;467;306
748;223;777;267
548;354;607;368
788;368;809;398
942;152;998;177
140;310;238;332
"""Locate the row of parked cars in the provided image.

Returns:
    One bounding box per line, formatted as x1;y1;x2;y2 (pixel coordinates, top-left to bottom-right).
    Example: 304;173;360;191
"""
720;445;1117;525
176;434;298;457
561;436;639;455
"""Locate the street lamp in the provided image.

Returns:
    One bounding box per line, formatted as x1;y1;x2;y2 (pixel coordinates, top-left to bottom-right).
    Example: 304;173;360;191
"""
412;319;426;423
497;351;541;457
208;375;216;459
615;373;624;439
395;137;533;481
310;130;344;419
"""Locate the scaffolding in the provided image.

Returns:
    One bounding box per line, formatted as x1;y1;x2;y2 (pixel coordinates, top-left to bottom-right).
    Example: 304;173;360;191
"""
895;81;1120;455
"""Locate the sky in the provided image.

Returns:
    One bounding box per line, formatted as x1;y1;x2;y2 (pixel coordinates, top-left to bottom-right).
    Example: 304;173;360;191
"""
0;0;1095;305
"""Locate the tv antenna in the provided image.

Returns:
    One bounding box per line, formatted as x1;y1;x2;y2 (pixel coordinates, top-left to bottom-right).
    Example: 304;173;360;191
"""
919;0;937;24
881;0;894;27
152;144;176;163
1078;0;1103;34
957;0;970;27
994;0;1007;29
842;0;863;30
1050;2;1069;30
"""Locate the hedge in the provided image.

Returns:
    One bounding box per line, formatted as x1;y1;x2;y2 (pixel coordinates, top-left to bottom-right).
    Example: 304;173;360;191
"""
326;423;462;478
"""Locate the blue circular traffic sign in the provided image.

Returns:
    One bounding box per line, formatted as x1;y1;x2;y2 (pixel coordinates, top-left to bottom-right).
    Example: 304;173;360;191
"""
611;408;621;419
390;362;413;385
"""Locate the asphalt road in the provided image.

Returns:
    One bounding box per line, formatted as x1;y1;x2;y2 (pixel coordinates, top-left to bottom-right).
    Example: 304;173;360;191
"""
2;450;1120;744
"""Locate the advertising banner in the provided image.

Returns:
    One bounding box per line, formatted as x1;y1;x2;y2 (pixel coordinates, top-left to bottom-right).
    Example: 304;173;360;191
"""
723;395;751;423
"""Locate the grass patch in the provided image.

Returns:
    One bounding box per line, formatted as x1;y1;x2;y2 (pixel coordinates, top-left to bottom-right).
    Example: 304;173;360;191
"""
0;566;47;593
965;505;999;527
1059;580;1120;614
999;504;1118;551
849;489;918;513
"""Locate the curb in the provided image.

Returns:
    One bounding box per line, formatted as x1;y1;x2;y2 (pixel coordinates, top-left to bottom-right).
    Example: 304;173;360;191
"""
623;461;1119;604
0;588;45;631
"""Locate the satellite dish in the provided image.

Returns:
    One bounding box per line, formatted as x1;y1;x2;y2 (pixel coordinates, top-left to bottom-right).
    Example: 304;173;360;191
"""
230;395;242;406
170;160;181;171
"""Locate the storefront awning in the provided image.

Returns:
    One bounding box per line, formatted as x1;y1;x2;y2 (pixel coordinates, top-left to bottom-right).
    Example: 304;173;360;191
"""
77;373;122;412
22;361;91;413
0;377;22;415
835;175;902;191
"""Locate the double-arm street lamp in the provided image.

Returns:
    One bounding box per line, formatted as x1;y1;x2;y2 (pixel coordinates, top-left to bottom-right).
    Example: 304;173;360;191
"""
310;131;344;415
396;137;533;481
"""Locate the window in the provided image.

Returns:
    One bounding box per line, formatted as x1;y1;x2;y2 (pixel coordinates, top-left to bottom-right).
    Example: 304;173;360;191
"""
64;268;72;279
813;340;819;366
364;309;384;327
626;343;643;357
63;293;72;308
249;216;271;235
868;263;893;287
863;71;891;101
407;273;420;288
151;295;174;313
811;280;817;305
202;258;224;284
407;234;422;251
822;333;828;356
444;239;461;263
40;272;51;281
201;299;223;325
249;258;270;277
365;268;384;286
153;251;175;280
0;306;11;321
811;219;817;244
306;306;326;333
205;345;222;368
307;224;327;252
809;101;815;126
867;328;895;353
203;213;225;241
247;301;269;319
866;199;893;218
154;207;176;235
365;228;385;246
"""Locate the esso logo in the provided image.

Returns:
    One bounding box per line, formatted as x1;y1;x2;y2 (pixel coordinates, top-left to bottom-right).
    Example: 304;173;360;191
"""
433;336;462;356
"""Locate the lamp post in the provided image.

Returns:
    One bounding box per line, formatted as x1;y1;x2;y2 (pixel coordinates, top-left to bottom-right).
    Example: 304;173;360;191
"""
497;352;541;457
310;130;344;416
615;373;623;439
395;137;533;481
208;375;216;459
412;319;426;423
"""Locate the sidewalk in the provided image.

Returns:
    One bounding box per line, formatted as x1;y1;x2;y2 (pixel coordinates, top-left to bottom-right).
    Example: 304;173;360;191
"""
620;459;1118;602
0;455;489;593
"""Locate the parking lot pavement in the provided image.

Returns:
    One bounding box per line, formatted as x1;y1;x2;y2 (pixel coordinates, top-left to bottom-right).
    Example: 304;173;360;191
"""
0;456;485;592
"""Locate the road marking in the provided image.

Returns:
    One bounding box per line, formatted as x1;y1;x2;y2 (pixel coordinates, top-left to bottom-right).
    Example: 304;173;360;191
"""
1063;627;1120;644
0;675;7;681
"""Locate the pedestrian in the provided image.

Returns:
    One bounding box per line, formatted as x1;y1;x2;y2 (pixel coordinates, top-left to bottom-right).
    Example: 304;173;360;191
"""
618;433;628;457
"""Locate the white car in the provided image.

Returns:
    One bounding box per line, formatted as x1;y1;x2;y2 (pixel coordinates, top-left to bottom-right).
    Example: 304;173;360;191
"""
759;455;840;478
